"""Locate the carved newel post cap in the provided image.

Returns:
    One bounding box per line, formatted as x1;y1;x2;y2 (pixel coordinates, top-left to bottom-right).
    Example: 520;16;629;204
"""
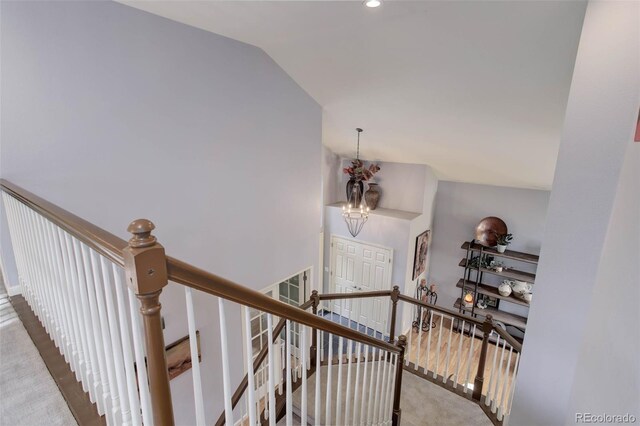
311;290;318;295
397;335;407;348
392;285;399;291
127;219;157;248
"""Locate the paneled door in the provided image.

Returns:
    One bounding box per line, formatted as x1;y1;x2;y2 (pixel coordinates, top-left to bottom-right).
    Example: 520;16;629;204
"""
330;236;393;335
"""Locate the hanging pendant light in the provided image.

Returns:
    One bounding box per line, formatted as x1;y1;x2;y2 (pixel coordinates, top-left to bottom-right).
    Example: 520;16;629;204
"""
342;128;370;237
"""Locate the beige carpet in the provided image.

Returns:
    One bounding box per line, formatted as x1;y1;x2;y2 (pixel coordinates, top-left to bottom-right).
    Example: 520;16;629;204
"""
0;277;77;426
288;362;492;426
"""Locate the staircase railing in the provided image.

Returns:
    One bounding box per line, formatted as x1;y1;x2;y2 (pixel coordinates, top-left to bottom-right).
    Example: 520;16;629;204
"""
1;179;521;426
300;288;522;424
0;180;407;426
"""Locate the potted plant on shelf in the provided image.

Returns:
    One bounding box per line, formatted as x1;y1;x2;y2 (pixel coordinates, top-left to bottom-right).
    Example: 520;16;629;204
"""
343;159;380;207
495;233;513;253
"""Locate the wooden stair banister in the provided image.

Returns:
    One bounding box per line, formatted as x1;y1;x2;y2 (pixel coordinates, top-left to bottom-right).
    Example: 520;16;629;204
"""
123;219;174;425
2;178;523;426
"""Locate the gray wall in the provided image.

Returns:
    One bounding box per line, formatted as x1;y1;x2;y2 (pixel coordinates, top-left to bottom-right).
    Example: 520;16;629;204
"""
0;1;321;423
567;136;639;423
510;1;639;424
337;158;428;213
428;181;550;317
323;154;439;336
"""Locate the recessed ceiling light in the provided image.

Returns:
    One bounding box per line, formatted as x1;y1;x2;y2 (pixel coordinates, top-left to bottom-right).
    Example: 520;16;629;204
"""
364;0;381;8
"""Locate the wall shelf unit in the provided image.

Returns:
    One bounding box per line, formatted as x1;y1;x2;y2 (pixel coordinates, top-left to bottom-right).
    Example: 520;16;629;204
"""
455;240;539;338
454;298;527;330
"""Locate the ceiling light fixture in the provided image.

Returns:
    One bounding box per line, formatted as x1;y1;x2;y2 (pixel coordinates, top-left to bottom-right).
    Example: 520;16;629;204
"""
364;0;381;8
342;128;370;238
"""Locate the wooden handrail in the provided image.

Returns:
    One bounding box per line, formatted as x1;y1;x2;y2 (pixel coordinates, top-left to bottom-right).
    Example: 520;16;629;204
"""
492;324;523;352
166;257;401;354
397;294;485;326
317;289;392;300
0;179;127;266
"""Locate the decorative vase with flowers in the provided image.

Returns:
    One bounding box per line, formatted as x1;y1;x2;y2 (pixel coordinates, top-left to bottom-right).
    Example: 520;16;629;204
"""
343;159;380;207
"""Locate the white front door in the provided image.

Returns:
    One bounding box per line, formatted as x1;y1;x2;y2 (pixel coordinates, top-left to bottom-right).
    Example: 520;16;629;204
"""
330;236;393;335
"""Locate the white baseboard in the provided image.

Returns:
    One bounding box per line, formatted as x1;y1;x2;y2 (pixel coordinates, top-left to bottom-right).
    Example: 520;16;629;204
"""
6;285;22;297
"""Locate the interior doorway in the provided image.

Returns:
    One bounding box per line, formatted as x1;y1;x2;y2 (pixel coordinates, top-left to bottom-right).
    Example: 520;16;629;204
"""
329;235;393;335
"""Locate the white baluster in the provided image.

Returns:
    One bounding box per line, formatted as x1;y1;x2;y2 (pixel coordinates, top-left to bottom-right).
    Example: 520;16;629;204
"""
20;207;46;327
406;304;413;367
242;307;256;426
33;212;56;336
433;314;444;379
112;265;142;425
454;320;465;387
13;199;37;309
70;239;102;410
58;229;89;387
344;339;353;425
367;347;377;425
335;335;343;426
52;226;82;379
218;298;234;426
89;251;121;423
359;343;370;426
485;334;500;406
385;353;396;425
2;196;26;302
325;332;333;425
378;349;389;424
20;208;46;328
443;316;454;384
504;352;520;418
491;338;507;413
320;302;325;363
40;217;69;363
285;320;293;426
301;323;308;426
352;342;362;426
279;333;284;397
267;314;276;426
415;302;424;369
99;256;132;425
463;325;477;394
127;287;153;426
185;288;205;426
390;351;397;423
314;329;321;426
372;347;383;424
497;345;514;420
36;214;61;348
424;310;434;373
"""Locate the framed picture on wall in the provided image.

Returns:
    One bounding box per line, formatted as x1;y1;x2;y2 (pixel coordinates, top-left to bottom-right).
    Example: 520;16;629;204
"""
412;230;430;280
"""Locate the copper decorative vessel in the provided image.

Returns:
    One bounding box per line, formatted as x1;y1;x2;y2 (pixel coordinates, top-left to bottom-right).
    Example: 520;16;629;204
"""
475;216;508;247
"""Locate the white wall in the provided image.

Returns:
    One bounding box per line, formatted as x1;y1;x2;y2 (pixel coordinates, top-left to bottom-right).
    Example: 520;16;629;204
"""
428;181;550;315
0;1;321;423
510;1;639;424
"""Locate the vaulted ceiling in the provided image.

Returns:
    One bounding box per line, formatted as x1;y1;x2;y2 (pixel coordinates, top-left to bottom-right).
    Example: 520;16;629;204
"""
119;1;587;189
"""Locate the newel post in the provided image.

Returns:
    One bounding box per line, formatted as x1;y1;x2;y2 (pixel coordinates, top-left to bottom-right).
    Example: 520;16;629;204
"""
389;285;400;343
473;315;494;401
123;219;174;425
392;334;407;426
310;290;320;365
